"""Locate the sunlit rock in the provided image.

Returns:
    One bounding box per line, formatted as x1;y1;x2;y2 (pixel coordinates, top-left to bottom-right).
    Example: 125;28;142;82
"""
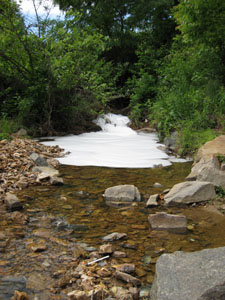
102;232;127;242
150;246;225;300
146;194;159;208
103;184;141;202
164;181;216;206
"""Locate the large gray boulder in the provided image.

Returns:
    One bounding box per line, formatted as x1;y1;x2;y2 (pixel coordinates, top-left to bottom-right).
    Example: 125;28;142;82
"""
103;185;141;202
150;246;225;300
186;135;225;188
164;181;216;206
148;212;187;233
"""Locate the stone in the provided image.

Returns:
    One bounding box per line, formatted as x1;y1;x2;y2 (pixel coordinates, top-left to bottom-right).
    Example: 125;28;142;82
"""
4;193;23;211
16;128;27;137
186;136;225;188
50;176;64;186
0;277;27;300
102;232;127;242
114;270;141;286
113;251;127;258
103;184;141;202
146;194;159;208
164;181;216;206
163;131;178;151
99;243;114;254
33;166;59;177
195;135;225;162
12;290;29;300
197;282;225;300
115;263;135;274
148;212;187;233
47;158;60;168
150;246;225;300
111;286;133;300
97;267;112;277
153;182;163;188
186;156;225;189
10;211;29;224
67;290;90;300
30;152;48;167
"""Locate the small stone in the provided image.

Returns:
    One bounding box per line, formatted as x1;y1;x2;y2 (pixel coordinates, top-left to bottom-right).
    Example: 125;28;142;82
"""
67;290;90;300
99;243;114;254
13;290;29;300
97;267;112;277
30;152;48;167
28;241;47;252
153;182;163;188
113;251;127;258
115;270;141;286
102;232;127;242
115;264;135;274
4;193;23;211
146;194;159;208
50;176;64;186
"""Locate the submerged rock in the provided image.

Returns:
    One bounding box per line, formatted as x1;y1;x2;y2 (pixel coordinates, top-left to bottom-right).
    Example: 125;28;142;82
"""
148;212;187;233
103;185;141;202
164;181;216;206
150;246;225;300
115;270;141;286
4;193;23;211
102;232;127;242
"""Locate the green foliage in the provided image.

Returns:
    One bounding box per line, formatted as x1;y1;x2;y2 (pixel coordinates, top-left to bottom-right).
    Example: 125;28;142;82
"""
0;116;20;134
0;3;114;134
177;127;217;156
0;133;11;140
215;186;225;198
217;155;225;165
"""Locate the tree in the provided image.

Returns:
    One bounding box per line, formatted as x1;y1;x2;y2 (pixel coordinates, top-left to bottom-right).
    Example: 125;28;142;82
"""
0;0;113;134
54;0;178;92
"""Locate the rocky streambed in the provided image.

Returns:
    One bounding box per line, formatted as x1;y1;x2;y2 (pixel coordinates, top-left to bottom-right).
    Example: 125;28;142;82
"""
0;136;225;300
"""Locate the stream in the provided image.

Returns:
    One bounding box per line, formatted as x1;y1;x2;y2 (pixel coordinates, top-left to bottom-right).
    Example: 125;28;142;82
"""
1;114;225;299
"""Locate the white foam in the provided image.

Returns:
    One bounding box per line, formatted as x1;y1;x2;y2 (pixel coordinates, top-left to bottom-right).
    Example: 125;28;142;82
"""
41;114;185;168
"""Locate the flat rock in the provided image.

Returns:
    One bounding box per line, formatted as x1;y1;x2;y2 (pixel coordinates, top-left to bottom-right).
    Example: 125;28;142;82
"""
150;246;225;300
148;212;187;233
33;166;59;177
103;185;141;202
102;232;127;242
164;181;216;206
4;193;23;211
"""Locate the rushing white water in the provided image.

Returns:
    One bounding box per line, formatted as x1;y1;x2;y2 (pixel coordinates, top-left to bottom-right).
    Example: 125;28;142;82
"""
41;113;186;168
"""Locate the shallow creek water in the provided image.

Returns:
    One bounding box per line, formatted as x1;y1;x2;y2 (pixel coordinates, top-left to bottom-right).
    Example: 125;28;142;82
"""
1;162;225;299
